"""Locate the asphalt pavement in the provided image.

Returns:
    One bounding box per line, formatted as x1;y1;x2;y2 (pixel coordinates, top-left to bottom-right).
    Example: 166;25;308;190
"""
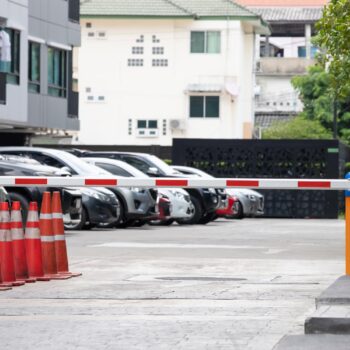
0;219;345;350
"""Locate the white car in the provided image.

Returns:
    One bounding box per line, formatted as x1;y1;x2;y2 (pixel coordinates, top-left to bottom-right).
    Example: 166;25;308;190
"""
171;165;264;219
82;158;195;224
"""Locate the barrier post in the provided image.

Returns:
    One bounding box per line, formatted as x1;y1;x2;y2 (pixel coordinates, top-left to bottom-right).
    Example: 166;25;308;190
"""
346;173;350;275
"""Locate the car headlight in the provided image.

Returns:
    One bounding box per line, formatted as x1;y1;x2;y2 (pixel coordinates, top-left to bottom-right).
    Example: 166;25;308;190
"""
246;194;256;200
83;188;109;201
169;190;185;199
131;187;145;193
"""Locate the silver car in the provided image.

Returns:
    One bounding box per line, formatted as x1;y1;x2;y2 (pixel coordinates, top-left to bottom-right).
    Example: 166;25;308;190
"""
171;165;264;219
82;158;194;223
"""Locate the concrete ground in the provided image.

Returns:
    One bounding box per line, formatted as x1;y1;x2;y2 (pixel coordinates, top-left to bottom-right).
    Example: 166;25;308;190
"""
0;219;345;350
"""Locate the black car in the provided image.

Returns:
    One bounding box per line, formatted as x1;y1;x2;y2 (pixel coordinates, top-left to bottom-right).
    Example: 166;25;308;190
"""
0;156;82;227
0;151;121;230
75;151;220;225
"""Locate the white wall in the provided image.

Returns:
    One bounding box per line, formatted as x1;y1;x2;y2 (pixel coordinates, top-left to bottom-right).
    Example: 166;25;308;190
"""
77;18;255;145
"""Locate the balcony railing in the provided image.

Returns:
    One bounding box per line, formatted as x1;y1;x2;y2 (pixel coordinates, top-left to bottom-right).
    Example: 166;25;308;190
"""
68;0;80;23
0;72;6;105
256;58;316;76
68;91;79;118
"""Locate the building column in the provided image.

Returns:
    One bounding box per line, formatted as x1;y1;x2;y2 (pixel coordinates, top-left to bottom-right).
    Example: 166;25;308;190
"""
305;24;312;59
265;35;270;57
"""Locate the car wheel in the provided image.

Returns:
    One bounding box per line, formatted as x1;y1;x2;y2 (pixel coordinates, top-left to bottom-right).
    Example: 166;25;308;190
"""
8;192;30;224
232;201;244;219
115;200;129;228
176;196;203;225
64;207;86;231
198;212;217;225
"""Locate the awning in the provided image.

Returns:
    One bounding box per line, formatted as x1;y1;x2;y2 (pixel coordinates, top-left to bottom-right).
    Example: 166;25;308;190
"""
225;82;239;97
186;84;222;93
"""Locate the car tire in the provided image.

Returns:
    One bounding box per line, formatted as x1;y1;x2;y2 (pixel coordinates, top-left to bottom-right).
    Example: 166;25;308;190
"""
176;196;203;225
115;200;129;228
65;206;86;231
233;201;244;219
8;192;30;224
198;212;217;225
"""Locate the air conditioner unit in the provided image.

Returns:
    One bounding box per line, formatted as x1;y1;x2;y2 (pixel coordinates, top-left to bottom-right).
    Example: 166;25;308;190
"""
136;129;159;138
170;119;186;130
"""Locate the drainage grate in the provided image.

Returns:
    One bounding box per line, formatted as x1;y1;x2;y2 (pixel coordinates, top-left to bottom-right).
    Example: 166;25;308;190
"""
156;277;247;282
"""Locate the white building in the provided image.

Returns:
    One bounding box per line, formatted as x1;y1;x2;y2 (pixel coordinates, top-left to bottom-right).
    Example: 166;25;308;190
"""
76;0;269;146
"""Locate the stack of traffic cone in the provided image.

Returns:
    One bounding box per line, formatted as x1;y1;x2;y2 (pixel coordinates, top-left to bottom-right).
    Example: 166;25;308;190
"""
10;202;36;283
39;192;71;280
0;202;25;287
52;192;81;277
25;202;50;281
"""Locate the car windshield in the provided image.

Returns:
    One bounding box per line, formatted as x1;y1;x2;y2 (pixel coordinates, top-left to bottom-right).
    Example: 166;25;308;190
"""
146;155;181;176
52;150;111;175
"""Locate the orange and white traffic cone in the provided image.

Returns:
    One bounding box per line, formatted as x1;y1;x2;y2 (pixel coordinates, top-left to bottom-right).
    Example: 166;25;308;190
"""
0;202;25;287
39;192;71;280
25;202;50;281
0;261;12;290
52;192;81;277
11;202;36;283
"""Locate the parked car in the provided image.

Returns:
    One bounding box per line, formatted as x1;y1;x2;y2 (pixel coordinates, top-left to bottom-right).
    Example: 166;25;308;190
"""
0;155;83;227
81;157;195;225
0;149;121;229
171;165;264;219
74;151;219;225
216;194;239;219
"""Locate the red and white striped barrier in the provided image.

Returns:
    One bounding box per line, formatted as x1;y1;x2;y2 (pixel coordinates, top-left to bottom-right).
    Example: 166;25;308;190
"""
0;177;349;190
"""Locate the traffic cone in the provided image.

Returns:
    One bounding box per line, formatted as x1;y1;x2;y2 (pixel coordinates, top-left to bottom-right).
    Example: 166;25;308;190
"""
52;192;81;277
39;192;71;280
25;202;50;281
0;202;25;287
11;202;36;283
0;261;12;290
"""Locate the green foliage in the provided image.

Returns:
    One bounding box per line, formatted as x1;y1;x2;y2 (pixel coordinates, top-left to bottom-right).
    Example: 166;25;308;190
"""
316;0;350;98
262;116;332;140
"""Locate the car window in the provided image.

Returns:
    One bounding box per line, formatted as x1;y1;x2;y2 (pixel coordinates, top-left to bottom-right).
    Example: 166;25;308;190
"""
121;156;152;174
96;163;132;177
28;153;77;174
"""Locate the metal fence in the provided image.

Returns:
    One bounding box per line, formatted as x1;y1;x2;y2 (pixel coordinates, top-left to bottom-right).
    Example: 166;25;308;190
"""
172;139;350;219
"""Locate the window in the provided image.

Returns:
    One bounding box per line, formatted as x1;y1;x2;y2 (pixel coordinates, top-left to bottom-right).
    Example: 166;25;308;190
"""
121;156;152;174
97;163;132;177
28;41;40;93
137;120;158;129
128;59;143;67
5;29;20;85
152;59;168;67
189;96;219;118
298;46;318;58
152;47;164;55
48;47;67;98
191;31;221;54
132;47;144;55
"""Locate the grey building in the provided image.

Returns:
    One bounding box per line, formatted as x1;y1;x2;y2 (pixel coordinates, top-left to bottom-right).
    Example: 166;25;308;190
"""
0;0;80;145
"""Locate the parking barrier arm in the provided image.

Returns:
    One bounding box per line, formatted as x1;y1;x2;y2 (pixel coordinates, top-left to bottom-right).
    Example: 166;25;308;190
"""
1;177;350;190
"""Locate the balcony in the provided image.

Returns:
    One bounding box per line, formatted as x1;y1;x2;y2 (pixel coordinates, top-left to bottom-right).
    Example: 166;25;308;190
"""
0;73;6;105
68;91;79;119
256;58;316;76
68;0;80;23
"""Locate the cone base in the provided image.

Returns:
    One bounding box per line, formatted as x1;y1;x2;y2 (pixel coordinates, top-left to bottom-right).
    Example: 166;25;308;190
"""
0;282;13;288
11;281;25;287
46;274;72;280
35;276;51;281
18;277;36;283
60;272;82;278
0;286;12;291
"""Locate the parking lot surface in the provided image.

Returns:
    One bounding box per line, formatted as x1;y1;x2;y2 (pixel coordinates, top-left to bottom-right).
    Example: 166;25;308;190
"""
0;219;345;350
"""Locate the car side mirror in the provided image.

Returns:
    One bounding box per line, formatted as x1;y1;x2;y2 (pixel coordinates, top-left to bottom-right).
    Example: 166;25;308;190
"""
147;167;159;176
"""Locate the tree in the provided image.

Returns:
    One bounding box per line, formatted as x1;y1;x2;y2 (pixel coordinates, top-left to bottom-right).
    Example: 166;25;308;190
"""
316;0;350;99
262;116;332;140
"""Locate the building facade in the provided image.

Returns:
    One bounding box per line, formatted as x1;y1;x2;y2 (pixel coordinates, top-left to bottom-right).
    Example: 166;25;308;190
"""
77;0;269;146
236;0;329;133
0;0;80;145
